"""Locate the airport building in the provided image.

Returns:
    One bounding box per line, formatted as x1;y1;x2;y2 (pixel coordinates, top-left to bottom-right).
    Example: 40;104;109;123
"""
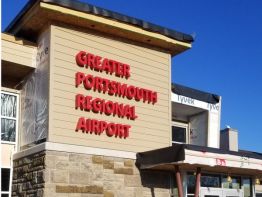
1;0;262;196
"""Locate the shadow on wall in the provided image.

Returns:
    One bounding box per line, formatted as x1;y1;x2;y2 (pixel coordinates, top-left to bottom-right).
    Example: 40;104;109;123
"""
140;170;171;196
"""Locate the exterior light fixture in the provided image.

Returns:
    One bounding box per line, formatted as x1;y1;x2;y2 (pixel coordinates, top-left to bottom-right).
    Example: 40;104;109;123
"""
255;178;261;185
227;175;232;183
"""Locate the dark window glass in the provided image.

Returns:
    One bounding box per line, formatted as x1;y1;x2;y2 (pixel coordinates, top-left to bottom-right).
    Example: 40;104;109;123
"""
2;194;9;197
222;176;241;189
1;168;10;191
201;174;220;188
187;174;196;194
242;178;252;197
172;126;186;143
1;118;16;142
1;93;17;118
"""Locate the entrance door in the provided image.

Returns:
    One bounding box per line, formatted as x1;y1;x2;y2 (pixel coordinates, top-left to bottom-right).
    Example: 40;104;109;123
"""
200;188;223;197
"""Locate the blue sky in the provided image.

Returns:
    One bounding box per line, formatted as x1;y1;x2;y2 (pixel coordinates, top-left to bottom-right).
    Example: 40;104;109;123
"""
2;0;262;152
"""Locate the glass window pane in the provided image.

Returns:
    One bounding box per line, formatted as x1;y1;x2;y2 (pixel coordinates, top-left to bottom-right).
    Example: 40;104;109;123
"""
242;178;251;197
201;174;220;188
1;168;10;191
1;194;9;197
1;93;17;117
1;118;16;142
187;174;196;194
222;176;241;189
172;126;186;143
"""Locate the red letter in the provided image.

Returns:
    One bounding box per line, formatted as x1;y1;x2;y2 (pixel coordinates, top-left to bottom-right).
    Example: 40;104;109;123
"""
126;86;135;99
83;74;94;90
92;98;102;113
151;92;158;104
116;124;124;138
100;121;107;134
94;56;102;71
123;64;130;79
106;123;116;137
92;119;100;134
87;53;95;68
123;125;131;138
75;94;85;110
75;72;85;87
85;96;92;111
76;117;86;132
75;51;87;67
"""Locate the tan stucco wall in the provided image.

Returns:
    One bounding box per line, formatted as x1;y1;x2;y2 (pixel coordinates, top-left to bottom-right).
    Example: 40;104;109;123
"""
48;25;172;152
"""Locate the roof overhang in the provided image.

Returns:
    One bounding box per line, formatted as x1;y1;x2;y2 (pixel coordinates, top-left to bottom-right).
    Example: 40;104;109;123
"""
136;144;262;176
6;0;192;56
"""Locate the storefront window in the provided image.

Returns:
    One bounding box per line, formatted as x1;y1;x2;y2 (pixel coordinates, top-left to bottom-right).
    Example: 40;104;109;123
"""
242;178;252;197
201;174;221;188
222;176;241;189
1;92;18;143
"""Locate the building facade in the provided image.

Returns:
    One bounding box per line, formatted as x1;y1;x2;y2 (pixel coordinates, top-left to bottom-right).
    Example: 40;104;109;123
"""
1;0;262;197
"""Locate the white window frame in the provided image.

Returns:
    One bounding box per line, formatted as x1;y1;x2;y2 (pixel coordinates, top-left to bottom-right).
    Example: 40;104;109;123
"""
172;121;189;144
1;91;19;146
1;90;19;197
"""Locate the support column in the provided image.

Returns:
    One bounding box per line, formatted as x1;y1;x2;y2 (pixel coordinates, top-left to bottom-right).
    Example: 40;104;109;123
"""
175;165;184;197
194;167;201;197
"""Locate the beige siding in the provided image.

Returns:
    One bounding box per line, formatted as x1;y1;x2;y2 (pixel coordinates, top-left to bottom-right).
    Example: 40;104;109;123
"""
49;25;171;152
2;39;36;68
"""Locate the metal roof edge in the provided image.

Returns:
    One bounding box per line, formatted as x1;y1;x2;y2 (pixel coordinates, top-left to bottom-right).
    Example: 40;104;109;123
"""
5;0;194;44
172;83;220;104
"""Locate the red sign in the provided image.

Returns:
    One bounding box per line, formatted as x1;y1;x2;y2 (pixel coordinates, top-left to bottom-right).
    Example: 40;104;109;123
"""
216;158;226;166
76;51;130;79
74;51;158;139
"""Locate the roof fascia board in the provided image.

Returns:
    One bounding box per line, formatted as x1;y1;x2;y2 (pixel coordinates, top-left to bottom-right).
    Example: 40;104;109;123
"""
40;2;191;50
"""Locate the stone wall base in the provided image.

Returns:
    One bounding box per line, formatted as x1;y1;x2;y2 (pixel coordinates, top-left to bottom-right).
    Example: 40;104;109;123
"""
12;149;172;197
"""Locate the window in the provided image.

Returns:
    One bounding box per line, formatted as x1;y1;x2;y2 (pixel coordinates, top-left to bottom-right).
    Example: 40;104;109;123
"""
242;178;252;197
1;92;19;143
172;122;188;144
1;91;19;197
187;173;196;195
1;168;11;196
201;174;221;188
222;176;241;189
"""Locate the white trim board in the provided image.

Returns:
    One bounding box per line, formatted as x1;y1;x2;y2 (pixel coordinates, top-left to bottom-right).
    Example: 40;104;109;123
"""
13;142;137;160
